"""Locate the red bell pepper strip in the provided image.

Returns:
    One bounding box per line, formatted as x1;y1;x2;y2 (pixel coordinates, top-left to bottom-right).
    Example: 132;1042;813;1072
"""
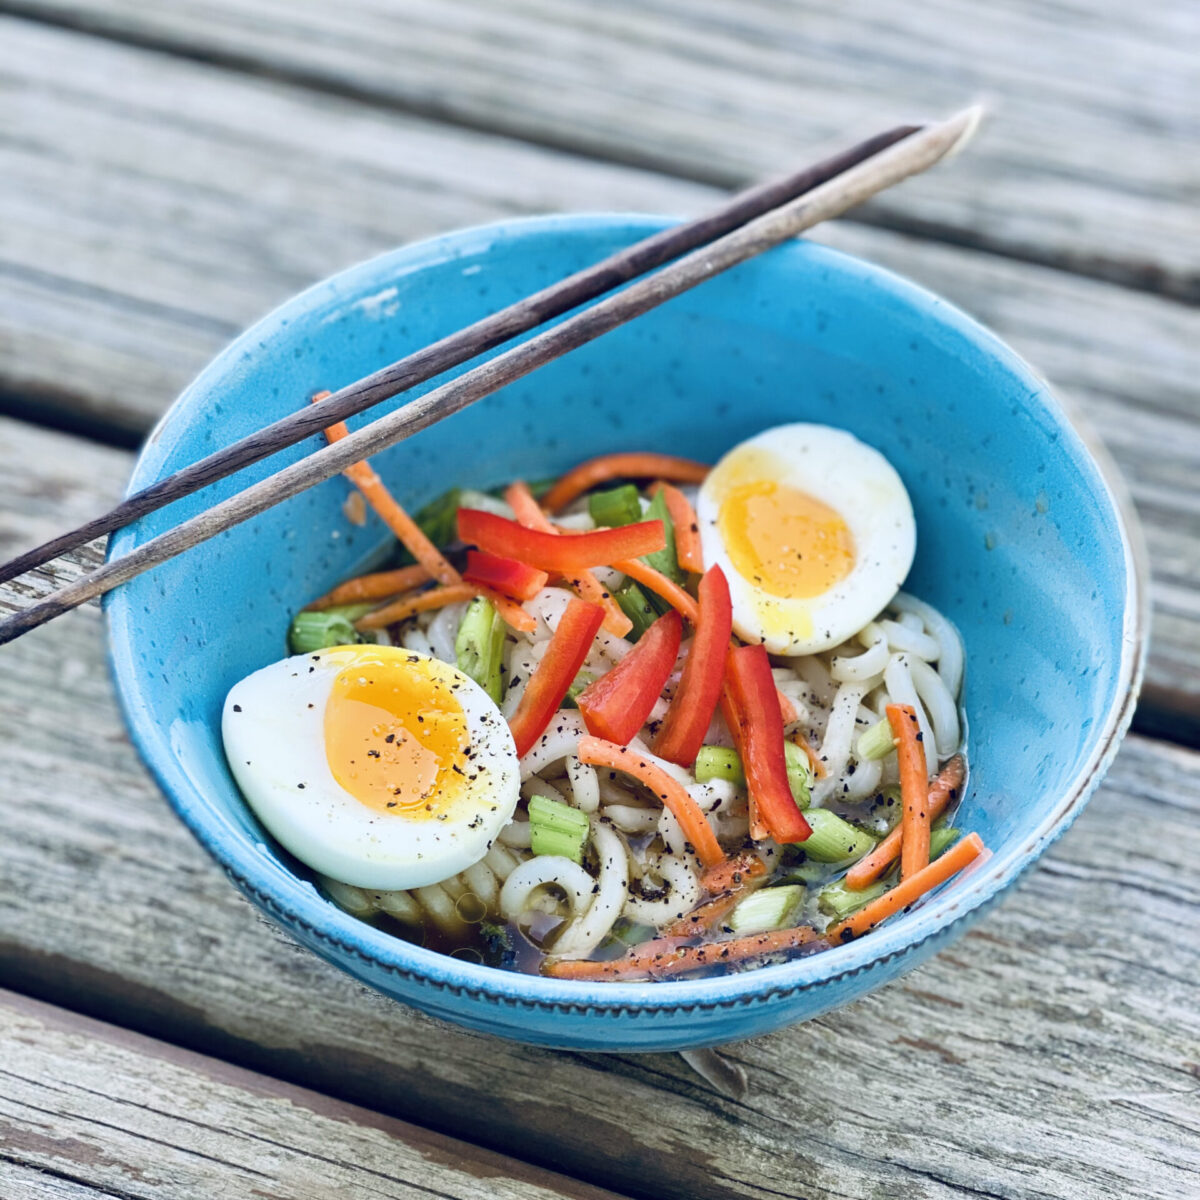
507;597;605;758
724;643;812;844
576;610;682;745
462;549;549;602
457;508;664;573
652;565;733;766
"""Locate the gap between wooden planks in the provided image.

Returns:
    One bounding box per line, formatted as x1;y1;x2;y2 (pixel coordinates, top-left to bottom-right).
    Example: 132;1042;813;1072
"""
1;19;1198;731
2;0;1197;299
1;416;1198;1200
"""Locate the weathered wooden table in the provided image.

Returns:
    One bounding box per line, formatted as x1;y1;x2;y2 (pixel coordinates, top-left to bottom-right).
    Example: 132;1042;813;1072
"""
2;4;1198;1197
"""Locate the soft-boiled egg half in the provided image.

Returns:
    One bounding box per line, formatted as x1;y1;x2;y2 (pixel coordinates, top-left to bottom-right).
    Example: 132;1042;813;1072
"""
222;645;519;890
698;423;916;656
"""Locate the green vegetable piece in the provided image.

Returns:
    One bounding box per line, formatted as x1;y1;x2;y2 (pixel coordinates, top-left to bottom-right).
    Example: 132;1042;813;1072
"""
288;609;363;654
857;719;897;761
695;745;745;786
588;484;643;528
799;808;878;863
929;824;962;860
694;742;810;808
818;877;889;921
640;489;684;583
454;595;506;704
726;885;806;935
592;917;658;961
562;671;595;709
528;794;590;865
613;579;658;642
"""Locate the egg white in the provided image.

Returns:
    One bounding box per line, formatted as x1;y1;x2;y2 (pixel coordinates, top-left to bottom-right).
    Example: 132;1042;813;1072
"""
221;646;519;890
698;424;916;656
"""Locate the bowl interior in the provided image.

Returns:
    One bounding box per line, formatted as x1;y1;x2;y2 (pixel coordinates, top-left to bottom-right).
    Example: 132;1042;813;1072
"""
108;214;1138;1010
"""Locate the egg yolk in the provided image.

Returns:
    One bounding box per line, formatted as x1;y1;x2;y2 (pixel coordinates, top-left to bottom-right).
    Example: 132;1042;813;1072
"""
324;655;470;818
718;479;855;599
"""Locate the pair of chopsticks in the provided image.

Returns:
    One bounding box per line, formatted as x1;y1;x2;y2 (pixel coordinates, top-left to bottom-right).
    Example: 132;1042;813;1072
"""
0;107;982;647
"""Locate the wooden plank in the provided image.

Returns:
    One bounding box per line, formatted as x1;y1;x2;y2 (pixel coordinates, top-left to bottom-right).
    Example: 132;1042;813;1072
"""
2;21;1198;721
0;990;628;1200
1;417;1198;1200
6;0;1198;299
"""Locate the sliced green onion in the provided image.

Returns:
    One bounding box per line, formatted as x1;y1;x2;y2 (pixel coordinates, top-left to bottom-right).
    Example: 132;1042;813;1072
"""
818;877;889;921
288;609;363;653
800;809;878;862
929;824;962;860
726;885;805;935
454;595;506;703
562;671;595;709
528;794;590;865
695;742;810;808
588;484;643;528
640;489;684;583
776;859;837;886
695;745;745;786
857;719;897;761
613;579;658;641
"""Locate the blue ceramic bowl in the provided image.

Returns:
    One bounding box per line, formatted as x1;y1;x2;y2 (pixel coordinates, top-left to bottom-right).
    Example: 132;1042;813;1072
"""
107;214;1146;1052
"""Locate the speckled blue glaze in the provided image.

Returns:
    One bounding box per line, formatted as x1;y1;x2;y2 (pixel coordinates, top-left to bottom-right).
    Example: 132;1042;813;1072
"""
106;214;1146;1052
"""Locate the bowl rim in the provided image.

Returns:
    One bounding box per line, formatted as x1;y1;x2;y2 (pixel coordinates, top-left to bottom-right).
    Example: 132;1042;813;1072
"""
107;211;1149;1016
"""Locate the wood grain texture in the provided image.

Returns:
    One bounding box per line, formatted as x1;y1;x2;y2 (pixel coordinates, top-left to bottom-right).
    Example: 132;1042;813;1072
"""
0;991;628;1200
2;20;1198;719
1;418;1198;1200
4;0;1197;299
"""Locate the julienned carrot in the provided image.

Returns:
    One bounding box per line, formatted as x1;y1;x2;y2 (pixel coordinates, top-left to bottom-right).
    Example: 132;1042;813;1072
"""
613;557;699;624
792;731;826;779
355;583;478;630
542;452;710;513
827;832;985;944
664;854;767;937
888;703;931;880
306;565;430;610
844;754;965;891
649;481;703;573
355;582;535;633
777;689;797;726
700;850;767;895
311;393;460;586
504;482;632;638
543;926;822;980
576;736;724;869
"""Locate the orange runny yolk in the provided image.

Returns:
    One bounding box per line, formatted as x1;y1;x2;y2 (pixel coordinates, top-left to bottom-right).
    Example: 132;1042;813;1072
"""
324;655;469;818
718;478;855;599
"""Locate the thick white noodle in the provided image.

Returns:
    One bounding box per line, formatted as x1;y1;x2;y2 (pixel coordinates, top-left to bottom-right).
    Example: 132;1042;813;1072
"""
812;682;866;804
566;755;600;813
426;601;466;664
521;776;567;805
841;755;883;802
879;618;941;661
498;819;533;848
623;852;701;926
597;776;636;805
830;629;890;682
438;873;468;901
462;860;499;911
891;591;964;700
882;654;936;774
415;884;467;937
910;657;961;758
400;627;435;657
688;777;738;814
319;877;374;917
602;804;660;834
519;712;588;779
657;806;688;857
484;843;521;881
898;611;925;632
552;819;628;958
499;856;595;924
375;889;423;925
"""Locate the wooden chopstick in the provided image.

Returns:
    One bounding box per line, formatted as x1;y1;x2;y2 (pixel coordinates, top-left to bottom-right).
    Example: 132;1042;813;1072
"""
0;107;982;647
0;124;920;590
